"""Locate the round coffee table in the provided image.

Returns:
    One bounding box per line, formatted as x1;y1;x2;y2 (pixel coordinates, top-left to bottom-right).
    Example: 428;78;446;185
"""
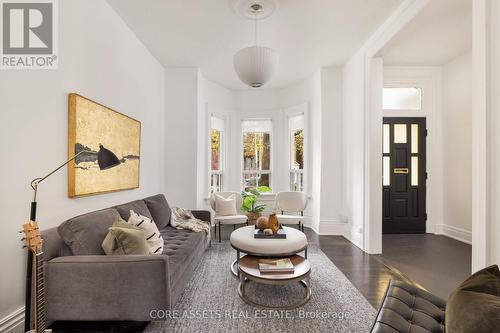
238;254;311;309
229;226;308;276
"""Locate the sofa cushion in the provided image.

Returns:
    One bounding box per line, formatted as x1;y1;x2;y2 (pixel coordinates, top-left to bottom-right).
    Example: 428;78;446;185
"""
58;208;121;255
102;219;150;255
446;265;500;333
114;200;153;221
144;194;171;229
160;227;206;289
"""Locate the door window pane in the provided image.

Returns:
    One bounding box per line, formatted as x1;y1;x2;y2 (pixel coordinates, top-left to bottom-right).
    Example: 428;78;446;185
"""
383;124;390;154
383;156;390;186
411;124;419;154
411;156;418;186
383;87;422;110
394;124;407;143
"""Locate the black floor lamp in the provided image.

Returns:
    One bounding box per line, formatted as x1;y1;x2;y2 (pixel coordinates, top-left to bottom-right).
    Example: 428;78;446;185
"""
24;145;120;332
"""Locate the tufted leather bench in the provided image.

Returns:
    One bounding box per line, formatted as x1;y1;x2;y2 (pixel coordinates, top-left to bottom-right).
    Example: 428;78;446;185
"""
371;280;446;333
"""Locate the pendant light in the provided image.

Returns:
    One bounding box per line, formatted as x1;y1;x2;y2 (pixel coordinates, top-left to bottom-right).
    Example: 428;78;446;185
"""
233;2;279;88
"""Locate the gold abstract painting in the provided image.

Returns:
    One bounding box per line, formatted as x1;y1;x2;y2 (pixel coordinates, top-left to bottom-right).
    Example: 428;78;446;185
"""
68;93;141;197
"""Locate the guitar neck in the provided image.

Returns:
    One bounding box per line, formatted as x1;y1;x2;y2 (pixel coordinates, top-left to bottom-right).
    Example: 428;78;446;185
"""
33;252;47;333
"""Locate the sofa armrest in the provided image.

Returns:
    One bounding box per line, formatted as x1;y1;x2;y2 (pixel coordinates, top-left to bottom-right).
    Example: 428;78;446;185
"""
370;280;446;333
45;255;171;321
192;210;211;223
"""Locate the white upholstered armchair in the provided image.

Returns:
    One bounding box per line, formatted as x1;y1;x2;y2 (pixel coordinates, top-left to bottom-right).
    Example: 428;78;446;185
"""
210;191;248;242
274;191;308;232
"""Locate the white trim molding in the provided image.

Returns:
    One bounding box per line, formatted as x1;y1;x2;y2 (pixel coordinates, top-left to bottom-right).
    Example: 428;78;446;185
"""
0;307;24;333
318;219;348;235
435;224;472;245
471;0;491;273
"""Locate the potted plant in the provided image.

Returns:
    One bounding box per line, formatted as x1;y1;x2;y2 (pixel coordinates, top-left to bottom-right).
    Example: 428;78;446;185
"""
241;186;272;224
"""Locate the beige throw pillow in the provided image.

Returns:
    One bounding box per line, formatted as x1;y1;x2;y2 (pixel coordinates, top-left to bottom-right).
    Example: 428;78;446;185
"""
102;219;150;255
215;194;238;216
128;210;164;254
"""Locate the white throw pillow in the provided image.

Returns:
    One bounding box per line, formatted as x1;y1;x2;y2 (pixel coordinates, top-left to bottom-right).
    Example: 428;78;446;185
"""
128;210;164;254
215;194;238;216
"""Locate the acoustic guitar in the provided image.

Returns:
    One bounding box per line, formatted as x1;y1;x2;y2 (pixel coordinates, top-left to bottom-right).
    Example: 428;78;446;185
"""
22;221;52;333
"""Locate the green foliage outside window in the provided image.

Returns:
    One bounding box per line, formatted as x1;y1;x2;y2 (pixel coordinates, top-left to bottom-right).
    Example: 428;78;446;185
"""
241;186;272;213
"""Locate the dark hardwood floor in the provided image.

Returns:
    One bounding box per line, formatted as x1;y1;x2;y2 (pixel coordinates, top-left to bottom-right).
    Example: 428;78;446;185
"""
377;234;471;299
50;225;471;332
304;229;410;308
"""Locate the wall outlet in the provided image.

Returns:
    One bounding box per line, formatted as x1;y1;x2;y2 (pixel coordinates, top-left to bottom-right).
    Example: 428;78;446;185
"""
358;227;363;234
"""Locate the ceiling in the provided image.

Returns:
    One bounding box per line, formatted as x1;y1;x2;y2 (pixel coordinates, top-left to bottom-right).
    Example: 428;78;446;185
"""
380;0;472;66
107;0;401;90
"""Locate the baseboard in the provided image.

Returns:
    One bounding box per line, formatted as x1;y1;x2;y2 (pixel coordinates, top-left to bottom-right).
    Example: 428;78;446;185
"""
0;307;24;333
318;219;347;235
343;227;364;251
435;224;472;244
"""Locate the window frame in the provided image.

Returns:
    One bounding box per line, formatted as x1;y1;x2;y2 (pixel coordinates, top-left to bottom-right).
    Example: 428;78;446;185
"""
209;114;226;194
241;119;273;190
288;113;306;192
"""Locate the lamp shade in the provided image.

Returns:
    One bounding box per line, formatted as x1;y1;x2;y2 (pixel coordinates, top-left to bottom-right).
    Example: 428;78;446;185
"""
234;46;279;88
97;144;120;170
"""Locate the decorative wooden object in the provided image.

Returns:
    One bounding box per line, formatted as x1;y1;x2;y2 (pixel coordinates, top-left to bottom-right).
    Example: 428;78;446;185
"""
256;213;280;234
256;216;269;230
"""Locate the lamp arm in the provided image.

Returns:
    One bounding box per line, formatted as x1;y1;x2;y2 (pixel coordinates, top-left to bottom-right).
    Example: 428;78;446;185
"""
30;150;97;202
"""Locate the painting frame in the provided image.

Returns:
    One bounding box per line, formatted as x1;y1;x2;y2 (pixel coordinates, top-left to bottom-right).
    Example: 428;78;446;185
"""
68;93;141;198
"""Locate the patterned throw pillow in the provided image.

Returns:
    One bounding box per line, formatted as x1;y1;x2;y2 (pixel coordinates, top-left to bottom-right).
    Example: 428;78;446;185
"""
128;210;164;254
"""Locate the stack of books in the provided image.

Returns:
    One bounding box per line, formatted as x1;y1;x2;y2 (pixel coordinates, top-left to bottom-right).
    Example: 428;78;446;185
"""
254;227;287;239
258;258;295;274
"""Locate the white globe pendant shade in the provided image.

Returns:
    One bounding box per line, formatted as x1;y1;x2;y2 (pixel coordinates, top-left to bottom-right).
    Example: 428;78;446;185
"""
234;46;279;88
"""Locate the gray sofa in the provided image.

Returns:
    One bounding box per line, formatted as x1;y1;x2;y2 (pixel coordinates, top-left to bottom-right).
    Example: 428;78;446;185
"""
41;194;210;322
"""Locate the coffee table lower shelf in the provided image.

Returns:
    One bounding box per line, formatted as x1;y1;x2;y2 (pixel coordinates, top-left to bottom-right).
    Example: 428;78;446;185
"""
237;255;312;309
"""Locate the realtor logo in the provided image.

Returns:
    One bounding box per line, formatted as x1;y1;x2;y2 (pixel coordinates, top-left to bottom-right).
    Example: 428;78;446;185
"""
1;0;58;69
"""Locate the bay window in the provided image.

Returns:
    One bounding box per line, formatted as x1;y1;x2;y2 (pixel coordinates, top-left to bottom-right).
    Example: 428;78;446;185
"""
242;119;272;190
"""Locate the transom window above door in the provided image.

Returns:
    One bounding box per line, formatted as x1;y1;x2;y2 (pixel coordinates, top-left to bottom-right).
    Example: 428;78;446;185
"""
383;87;422;110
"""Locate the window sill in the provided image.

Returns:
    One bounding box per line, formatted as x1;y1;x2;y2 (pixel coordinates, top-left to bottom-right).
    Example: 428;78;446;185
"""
204;193;311;200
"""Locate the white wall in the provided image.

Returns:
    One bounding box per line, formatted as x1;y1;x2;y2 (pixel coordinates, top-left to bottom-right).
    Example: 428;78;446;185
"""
469;0;500;271
319;68;344;234
0;0;165;324
341;53;366;249
442;51;472;242
281;72;323;232
487;0;500;266
163;68;199;208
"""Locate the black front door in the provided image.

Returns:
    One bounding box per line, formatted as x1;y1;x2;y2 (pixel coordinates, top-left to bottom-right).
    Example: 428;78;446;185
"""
383;118;427;234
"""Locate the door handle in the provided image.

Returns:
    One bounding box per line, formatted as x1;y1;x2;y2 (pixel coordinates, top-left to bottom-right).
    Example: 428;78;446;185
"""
394;168;409;174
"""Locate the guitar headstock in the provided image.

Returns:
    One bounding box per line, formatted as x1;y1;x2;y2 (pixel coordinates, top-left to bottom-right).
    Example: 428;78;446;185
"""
22;221;43;254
